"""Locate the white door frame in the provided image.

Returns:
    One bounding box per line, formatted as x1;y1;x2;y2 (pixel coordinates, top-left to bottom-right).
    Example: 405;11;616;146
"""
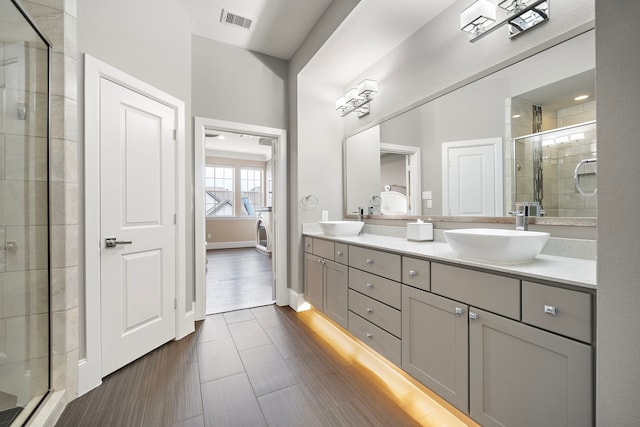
441;137;503;216
80;55;190;395
380;143;421;215
194;117;288;320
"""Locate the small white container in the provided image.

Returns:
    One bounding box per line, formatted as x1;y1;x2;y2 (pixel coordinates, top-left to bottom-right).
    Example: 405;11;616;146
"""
407;222;433;241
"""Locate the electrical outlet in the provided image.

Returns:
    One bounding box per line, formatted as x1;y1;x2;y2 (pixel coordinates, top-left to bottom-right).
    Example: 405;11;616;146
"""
427;200;433;209
207;233;211;239
422;191;432;200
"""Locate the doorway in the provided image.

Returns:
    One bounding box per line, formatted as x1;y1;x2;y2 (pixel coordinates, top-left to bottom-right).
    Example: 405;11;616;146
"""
194;118;288;319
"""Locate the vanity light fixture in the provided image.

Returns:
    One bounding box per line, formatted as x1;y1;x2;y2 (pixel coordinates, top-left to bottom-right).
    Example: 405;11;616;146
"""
462;0;549;43
574;94;589;101
336;79;378;118
460;0;496;36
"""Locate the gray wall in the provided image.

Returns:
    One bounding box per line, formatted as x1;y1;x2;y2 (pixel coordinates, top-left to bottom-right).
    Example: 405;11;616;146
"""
191;35;288;129
596;1;640;425
288;0;360;294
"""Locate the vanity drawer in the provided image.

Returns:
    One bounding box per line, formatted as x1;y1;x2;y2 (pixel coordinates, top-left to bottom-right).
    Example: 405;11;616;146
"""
335;243;349;265
313;238;335;261
349;267;401;309
522;281;592;343
349;311;401;366
402;257;430;291
431;263;520;320
349;289;401;337
349;246;401;281
304;237;313;253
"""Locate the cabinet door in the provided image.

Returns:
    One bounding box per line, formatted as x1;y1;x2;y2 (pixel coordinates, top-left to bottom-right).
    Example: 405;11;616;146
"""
402;285;469;413
304;253;323;310
469;307;592;427
324;260;348;328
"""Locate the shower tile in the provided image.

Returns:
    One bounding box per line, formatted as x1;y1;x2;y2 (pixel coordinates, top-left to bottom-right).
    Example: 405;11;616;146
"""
0;228;5;272
50;268;66;311
50;138;65;182
28;313;49;359
50;181;65;225
65;225;78;267
4;316;26;363
0;134;5;180
65;140;78;184
4;135;48;181
1;180;48;226
66;183;78;224
49;225;65;269
28;356;49;397
25;46;48;95
65;306;78;352
4;226;49;272
1;270;48;318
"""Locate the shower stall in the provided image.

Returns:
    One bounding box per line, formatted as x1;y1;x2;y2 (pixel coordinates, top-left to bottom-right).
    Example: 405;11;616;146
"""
0;0;51;424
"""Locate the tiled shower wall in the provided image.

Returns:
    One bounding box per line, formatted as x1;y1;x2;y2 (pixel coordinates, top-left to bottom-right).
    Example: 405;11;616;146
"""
0;40;49;407
20;0;80;414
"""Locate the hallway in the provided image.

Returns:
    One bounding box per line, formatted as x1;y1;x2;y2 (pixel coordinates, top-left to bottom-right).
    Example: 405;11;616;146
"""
206;248;274;314
55;305;473;426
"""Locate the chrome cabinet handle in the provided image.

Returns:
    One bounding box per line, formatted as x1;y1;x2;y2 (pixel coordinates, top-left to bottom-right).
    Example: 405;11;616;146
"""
469;312;478;321
366;258;374;265
366;333;373;339
455;307;465;316
336;250;343;256
105;237;132;248
366;308;373;314
544;305;557;316
366;283;374;289
319;259;326;265
409;270;417;277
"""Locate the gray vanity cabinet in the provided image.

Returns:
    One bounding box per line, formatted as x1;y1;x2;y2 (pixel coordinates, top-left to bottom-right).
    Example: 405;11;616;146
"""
304;238;348;328
469;307;592;427
402;285;469;412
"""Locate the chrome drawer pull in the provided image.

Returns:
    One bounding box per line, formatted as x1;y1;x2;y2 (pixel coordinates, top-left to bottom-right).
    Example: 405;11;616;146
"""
366;333;373;339
366;283;374;289
409;270;417;277
366;308;373;314
469;312;478;321
544;305;557;316
366;258;374;265
336;250;343;256
455;307;465;316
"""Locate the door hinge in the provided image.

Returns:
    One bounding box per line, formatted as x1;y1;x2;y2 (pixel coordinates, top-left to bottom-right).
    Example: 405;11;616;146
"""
173;214;177;224
174;297;177;309
173;129;177;140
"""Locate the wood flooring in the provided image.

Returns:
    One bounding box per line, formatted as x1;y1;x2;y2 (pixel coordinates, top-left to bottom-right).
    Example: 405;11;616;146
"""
55;305;476;427
206;248;274;314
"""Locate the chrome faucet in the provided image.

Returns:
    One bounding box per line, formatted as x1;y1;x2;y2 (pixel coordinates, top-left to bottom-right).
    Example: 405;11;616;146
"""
512;201;542;231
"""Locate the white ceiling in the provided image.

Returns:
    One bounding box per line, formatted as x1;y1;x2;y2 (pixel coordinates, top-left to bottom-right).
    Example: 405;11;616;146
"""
179;0;333;60
205;131;273;161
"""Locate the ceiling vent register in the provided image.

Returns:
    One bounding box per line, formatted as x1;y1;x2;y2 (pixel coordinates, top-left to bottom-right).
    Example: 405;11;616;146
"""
220;9;253;30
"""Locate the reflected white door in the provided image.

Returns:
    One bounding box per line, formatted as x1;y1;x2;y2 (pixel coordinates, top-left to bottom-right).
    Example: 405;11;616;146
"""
443;138;502;216
100;78;176;376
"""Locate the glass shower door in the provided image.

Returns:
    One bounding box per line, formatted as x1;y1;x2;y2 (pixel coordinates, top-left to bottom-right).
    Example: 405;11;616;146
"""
0;0;51;424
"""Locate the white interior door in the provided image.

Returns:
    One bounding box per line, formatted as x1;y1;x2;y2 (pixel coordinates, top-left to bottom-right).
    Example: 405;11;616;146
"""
443;138;502;216
100;78;176;376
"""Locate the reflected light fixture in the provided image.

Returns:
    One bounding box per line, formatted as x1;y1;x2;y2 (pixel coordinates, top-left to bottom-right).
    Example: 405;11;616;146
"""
574;94;589;101
460;0;496;36
462;0;550;42
336;79;378;118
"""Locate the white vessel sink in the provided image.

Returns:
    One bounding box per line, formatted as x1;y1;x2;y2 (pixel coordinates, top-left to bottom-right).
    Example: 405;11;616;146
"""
318;221;364;236
444;228;550;264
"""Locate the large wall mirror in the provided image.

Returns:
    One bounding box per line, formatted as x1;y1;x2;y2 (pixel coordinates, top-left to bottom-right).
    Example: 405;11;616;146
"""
345;30;596;220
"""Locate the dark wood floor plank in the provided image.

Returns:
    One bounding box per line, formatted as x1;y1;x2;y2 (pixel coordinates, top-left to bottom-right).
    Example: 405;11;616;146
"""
239;344;298;397
257;384;329;427
172;415;204;427
206;248;274;314
201;373;267;427
228;319;272;351
197;338;244;384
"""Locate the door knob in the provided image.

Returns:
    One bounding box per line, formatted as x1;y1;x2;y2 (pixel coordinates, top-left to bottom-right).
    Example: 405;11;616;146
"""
105;237;133;248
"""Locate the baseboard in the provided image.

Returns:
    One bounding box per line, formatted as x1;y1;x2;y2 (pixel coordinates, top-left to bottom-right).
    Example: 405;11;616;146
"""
206;241;255;250
288;289;310;312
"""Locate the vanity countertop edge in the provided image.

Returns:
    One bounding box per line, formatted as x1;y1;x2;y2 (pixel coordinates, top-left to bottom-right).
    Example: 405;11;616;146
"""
303;232;596;290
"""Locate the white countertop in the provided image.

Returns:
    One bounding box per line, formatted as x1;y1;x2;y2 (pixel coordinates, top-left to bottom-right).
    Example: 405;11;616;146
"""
304;232;596;290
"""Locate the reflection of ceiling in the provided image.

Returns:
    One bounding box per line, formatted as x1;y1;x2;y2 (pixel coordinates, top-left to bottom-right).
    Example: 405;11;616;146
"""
205;131;272;161
514;69;596;113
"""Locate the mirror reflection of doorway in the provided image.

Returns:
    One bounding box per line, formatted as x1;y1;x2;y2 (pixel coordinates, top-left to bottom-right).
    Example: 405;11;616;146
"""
203;130;275;314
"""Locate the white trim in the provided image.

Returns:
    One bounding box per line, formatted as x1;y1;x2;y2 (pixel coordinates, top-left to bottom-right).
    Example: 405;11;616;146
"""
80;54;190;396
206;241;255;250
194;118;288;320
289;289;310;312
380;143;421;215
441;137;503;216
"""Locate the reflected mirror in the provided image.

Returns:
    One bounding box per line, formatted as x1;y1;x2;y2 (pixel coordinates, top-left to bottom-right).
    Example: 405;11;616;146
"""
344;30;596;218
